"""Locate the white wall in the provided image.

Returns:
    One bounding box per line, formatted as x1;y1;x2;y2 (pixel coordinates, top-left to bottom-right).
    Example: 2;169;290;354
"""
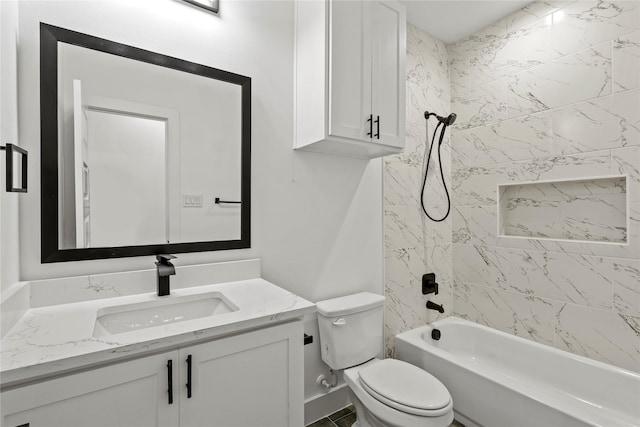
1;0;21;294
14;0;384;414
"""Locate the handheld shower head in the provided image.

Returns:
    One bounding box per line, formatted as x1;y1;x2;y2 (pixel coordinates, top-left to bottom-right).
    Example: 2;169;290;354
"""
424;111;457;126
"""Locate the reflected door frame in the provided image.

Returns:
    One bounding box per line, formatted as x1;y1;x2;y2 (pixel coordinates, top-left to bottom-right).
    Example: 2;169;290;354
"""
79;95;181;246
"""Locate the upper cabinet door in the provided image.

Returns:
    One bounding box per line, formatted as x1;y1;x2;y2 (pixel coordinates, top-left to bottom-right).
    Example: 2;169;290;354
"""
293;0;406;159
371;0;406;149
328;0;372;142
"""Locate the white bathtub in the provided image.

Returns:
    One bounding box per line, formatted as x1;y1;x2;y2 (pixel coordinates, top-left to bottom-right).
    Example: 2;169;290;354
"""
395;317;640;427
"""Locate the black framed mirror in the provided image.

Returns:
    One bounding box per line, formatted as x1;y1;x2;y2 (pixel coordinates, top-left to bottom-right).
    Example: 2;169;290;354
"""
40;23;251;263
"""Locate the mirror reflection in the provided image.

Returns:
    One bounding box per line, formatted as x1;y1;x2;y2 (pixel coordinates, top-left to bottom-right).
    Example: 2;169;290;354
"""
40;24;251;262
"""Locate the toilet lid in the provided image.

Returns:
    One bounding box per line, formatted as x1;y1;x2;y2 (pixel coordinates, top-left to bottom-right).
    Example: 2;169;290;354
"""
358;359;451;415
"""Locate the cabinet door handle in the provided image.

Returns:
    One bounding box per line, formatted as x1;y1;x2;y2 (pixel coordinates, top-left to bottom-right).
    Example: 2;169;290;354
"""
167;359;174;405
374;115;380;139
367;114;373;138
186;354;193;398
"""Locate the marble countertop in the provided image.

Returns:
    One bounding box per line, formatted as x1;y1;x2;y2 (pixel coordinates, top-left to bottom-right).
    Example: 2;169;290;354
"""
0;278;315;388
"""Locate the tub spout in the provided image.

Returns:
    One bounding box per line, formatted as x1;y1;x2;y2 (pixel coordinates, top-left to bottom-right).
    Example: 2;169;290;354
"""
426;301;444;313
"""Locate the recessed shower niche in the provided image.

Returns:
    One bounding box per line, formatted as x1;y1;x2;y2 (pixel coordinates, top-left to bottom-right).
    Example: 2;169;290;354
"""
498;176;629;244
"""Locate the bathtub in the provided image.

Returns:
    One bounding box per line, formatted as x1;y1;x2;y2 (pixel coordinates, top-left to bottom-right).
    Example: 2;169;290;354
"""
395;317;640;427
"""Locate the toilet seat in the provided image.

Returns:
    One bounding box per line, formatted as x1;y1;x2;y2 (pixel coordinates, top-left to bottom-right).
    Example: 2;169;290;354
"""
358;359;452;417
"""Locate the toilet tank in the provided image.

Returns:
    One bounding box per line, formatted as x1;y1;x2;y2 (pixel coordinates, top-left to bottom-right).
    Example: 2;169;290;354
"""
316;292;384;370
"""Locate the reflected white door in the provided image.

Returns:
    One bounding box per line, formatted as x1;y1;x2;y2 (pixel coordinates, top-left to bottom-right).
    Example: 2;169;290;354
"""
86;110;167;247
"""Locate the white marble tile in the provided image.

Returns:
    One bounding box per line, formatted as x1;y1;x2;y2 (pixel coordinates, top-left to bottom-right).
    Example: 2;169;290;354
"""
553;90;640;154
385;247;427;292
384;205;424;251
384;247;429;355
452;111;553;167
499;177;627;242
612;146;640;202
562;194;628;243
406;23;450;126
455;244;614;310
496;248;614;309
470;17;556;87
421;135;451;211
612;258;640;317
508;43;611;118
506;1;574;32
383;161;421;206
448;48;469;98
552;1;640;57
424;214;452;245
500;177;626;199
506;202;640;261
507;151;611;182
452;244;504;288
453;205;498;246
555;302;640;373
452;164;506;206
452;79;508;130
503;196;563;238
613;30;640;93
453;280;556;345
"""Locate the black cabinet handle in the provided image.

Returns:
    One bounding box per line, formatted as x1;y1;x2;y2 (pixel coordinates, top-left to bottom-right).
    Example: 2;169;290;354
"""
367;114;373;137
167;359;173;405
374;115;380;139
186;354;192;398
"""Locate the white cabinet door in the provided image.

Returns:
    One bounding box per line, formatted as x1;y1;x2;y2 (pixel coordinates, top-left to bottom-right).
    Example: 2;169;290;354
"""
328;0;372;142
371;0;406;149
1;351;179;427
178;321;304;427
294;0;406;158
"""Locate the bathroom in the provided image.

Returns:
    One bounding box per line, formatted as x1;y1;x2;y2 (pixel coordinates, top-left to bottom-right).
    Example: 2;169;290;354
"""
1;0;638;426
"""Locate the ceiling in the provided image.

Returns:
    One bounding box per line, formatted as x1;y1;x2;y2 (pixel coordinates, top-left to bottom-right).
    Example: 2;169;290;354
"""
400;1;534;44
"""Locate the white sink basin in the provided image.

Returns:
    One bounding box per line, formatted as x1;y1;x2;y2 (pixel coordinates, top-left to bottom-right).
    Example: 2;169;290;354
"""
93;292;238;337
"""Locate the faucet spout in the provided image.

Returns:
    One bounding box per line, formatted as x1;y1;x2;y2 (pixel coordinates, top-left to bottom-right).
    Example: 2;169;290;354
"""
426;300;444;313
156;254;176;297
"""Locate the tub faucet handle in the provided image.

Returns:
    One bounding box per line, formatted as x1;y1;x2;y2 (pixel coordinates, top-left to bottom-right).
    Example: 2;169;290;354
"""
422;273;439;295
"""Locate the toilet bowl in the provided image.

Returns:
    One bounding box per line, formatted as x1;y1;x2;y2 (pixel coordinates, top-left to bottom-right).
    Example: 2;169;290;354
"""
316;293;454;427
343;359;453;427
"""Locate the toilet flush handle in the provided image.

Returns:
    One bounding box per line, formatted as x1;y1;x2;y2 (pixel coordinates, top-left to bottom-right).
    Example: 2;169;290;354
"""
332;318;346;326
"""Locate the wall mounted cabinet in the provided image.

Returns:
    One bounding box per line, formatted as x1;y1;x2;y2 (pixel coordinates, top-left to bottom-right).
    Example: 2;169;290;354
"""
294;0;406;159
1;321;303;427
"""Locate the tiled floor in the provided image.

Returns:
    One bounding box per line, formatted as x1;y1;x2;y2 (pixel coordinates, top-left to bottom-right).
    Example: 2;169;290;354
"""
306;405;465;427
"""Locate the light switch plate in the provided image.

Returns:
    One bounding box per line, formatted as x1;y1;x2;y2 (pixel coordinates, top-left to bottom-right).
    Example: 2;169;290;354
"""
183;194;203;207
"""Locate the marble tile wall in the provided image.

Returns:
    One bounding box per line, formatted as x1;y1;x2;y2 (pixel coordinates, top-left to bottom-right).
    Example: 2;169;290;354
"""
449;0;640;372
383;24;451;357
499;177;628;243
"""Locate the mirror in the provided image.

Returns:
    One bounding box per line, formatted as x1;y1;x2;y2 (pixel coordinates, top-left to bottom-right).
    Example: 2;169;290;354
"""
40;23;251;263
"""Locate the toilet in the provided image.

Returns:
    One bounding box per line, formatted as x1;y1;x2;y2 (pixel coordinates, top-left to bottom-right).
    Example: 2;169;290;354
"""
317;292;453;427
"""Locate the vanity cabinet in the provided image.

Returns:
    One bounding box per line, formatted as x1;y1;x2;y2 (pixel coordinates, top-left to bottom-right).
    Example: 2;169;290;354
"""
294;0;406;159
1;321;303;427
1;351;179;427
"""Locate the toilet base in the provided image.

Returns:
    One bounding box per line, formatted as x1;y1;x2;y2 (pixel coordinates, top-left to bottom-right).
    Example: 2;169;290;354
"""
348;388;389;427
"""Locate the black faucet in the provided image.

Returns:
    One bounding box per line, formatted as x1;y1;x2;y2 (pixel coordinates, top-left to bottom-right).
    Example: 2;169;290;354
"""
156;254;176;296
426;301;444;313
